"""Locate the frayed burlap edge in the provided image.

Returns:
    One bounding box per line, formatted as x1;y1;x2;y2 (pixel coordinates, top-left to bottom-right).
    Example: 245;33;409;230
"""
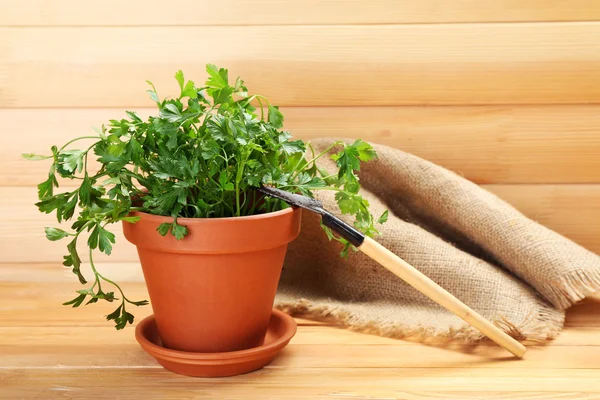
543;269;600;310
274;296;564;344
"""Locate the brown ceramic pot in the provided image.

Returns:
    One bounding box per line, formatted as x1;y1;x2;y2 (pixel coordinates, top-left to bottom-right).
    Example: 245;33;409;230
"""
122;207;302;353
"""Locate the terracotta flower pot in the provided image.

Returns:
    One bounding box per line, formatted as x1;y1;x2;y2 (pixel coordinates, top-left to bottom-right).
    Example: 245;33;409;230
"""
122;207;302;353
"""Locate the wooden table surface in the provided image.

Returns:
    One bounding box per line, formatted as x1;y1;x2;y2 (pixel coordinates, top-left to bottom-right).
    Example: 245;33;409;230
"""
1;264;600;400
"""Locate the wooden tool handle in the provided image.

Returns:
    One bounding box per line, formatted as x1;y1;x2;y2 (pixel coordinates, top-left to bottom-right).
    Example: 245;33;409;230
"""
359;236;526;358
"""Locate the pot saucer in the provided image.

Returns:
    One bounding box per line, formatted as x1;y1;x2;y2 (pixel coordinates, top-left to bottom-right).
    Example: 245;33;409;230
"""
135;309;297;377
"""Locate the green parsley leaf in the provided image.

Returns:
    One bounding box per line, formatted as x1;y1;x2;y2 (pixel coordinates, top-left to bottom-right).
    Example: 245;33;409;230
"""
64;237;86;284
174;70;198;99
105;304;135;330
171;221;188;240
119;216;141;223
378;210;389;224
146;80;160;103
335;191;360;215
268;105;284;128
281;140;306;155
45;227;70;241
157;222;171;236
206;64;228;88
155;220;187;240
351;139;377;162
98;226;116;255
125;111;142;123
57;149;86;175
79;176;93;206
63;293;87;307
320;222;335;241
175;70;185;91
219;170;234;191
332;146;361;175
37;172;59;199
160;103;182;123
36;193;69;214
22;153;53;161
182;81;197;99
62;194;78;221
129;299;150;306
89;224;116;255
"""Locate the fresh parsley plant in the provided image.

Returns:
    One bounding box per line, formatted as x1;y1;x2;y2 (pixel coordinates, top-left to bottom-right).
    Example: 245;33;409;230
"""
23;64;386;329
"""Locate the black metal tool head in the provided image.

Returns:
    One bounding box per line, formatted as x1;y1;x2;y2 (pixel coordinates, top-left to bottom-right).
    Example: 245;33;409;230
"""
255;185;365;247
255;186;326;215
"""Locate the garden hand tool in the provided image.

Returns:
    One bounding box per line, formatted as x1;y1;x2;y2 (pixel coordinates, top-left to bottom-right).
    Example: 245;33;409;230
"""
257;185;527;358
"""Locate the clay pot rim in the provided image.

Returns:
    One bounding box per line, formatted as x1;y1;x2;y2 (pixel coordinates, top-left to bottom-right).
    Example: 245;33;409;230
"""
129;206;295;224
124;203;301;254
135;309;297;361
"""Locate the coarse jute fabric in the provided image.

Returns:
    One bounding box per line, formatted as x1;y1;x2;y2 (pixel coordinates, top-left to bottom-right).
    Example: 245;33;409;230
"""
275;139;600;342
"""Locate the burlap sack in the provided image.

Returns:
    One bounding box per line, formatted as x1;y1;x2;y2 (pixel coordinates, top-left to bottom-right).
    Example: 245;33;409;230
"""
275;139;600;342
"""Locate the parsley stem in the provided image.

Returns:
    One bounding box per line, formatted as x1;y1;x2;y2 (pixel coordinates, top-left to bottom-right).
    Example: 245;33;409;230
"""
308;142;316;159
198;159;223;200
308;141;341;165
88;248;103;293
282;185;342;192
256;97;265;121
249;190;257;215
320;173;337;181
89;247;139;305
235;185;241;216
290;141;341;182
59;136;101;152
99;274;128;303
255;95;272;107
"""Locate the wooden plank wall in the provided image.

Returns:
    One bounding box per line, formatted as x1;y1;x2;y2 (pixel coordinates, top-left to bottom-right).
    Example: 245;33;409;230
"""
1;0;599;267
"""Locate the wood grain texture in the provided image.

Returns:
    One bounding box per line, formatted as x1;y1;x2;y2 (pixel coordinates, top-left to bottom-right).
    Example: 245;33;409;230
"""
2;184;598;264
0;275;597;399
3;106;600;186
0;289;597;370
3;323;600;346
0;281;322;327
2;368;600;399
0;288;599;398
4;0;600;26
4;262;600;333
3;277;596;327
2;341;600;369
2;23;600;107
